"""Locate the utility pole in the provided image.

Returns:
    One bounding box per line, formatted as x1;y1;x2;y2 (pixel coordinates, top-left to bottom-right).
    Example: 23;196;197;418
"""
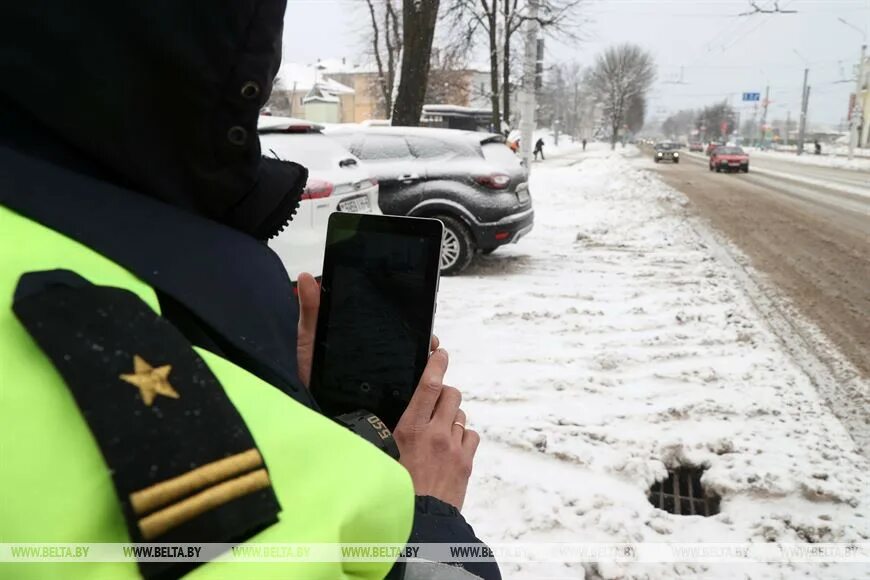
785;110;790;146
758;85;770;149
797;68;809;155
848;43;866;159
288;81;298;117
518;0;539;167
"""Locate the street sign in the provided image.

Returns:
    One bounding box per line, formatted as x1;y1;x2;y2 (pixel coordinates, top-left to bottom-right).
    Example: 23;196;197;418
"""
742;92;761;102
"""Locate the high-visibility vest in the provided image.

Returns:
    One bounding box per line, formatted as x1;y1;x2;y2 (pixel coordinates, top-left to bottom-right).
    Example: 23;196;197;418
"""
0;206;415;579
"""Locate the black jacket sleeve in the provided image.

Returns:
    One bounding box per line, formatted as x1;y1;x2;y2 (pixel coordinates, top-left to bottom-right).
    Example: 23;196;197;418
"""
408;496;501;580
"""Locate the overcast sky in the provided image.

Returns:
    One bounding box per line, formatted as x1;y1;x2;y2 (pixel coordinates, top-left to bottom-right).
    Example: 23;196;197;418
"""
284;0;869;128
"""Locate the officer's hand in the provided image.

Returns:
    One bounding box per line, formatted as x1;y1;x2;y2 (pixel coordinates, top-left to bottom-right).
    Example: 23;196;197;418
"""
296;273;320;388
393;348;479;511
296;273;441;389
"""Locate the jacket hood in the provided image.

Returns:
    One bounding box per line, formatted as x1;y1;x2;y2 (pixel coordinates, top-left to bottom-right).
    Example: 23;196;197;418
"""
0;0;305;240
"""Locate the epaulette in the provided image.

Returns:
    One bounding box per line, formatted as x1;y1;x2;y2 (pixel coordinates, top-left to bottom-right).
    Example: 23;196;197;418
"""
13;270;281;578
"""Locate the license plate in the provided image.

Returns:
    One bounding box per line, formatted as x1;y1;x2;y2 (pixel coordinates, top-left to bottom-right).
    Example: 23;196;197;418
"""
337;195;371;213
517;188;530;203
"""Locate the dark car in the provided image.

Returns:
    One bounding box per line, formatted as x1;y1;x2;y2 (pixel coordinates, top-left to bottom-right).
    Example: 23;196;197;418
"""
327;127;534;275
653;142;680;163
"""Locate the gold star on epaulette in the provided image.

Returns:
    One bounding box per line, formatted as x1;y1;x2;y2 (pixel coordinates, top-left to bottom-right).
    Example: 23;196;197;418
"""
120;355;180;406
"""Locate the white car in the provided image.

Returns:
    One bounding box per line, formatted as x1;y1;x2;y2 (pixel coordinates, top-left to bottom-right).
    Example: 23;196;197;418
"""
258;116;380;278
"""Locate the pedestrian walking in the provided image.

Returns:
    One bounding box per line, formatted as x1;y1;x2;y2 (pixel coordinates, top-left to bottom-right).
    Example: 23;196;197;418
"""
534;138;545;161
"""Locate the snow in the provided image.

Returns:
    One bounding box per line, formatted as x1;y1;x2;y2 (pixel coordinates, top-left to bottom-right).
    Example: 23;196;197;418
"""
507;129;586;159
435;144;870;578
744;148;870;172
273;62;355;94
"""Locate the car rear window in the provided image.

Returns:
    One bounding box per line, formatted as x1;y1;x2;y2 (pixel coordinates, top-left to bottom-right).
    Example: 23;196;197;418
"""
482;142;521;167
358;135;413;161
717;147;745;155
260;133;352;170
406;136;454;158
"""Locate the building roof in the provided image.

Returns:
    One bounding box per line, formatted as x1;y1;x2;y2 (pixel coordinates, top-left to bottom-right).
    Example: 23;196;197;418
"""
316;58;378;75
303;85;341;104
274;62;355;94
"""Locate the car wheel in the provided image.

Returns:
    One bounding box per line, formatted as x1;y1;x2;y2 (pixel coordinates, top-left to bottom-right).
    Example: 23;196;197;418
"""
742;165;749;173
437;215;474;276
715;165;721;172
674;158;680;164
709;164;714;172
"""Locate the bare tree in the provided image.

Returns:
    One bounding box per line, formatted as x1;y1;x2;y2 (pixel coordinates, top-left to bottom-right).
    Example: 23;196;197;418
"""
445;0;583;130
588;43;656;149
625;94;646;135
363;0;402;117
537;61;595;138
661;108;696;140
502;0;583;126
393;0;441;126
443;0;501;129
738;0;797;16
426;46;472;104
696;101;736;142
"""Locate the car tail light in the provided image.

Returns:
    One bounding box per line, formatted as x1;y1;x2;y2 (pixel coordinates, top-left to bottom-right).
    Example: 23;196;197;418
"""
475;174;511;189
283;124;316;133
301;179;334;200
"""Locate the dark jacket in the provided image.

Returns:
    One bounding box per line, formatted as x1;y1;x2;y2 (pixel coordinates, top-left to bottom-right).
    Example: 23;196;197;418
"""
0;1;498;578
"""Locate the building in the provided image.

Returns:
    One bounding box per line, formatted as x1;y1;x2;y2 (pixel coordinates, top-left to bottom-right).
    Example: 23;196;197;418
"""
268;57;507;126
420;105;495;132
318;60;385;122
266;62;356;123
857;55;870;148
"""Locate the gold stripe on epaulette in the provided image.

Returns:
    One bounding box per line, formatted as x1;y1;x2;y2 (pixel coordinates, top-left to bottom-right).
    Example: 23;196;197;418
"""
131;448;264;516
138;468;272;540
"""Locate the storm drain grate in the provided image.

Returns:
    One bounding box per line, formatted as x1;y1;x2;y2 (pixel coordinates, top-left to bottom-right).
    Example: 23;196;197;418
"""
648;467;720;516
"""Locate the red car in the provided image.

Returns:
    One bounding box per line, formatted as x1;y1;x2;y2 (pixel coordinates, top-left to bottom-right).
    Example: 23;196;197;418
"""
689;142;704;152
709;146;749;173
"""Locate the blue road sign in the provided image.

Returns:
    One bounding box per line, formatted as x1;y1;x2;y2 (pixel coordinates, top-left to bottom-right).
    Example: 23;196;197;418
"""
742;92;761;102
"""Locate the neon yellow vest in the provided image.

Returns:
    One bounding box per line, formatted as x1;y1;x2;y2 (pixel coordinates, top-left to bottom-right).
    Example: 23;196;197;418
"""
0;206;415;579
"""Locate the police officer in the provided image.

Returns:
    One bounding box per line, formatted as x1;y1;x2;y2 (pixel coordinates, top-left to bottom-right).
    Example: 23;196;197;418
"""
0;1;499;579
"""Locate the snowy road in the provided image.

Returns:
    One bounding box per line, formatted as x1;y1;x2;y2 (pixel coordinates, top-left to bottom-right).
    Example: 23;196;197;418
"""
746;156;870;194
654;152;869;384
683;150;870;210
436;145;869;579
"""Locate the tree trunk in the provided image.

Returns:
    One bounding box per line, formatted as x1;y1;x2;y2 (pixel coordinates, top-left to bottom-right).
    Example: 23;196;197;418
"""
502;13;510;129
383;10;394;114
501;0;512;128
392;0;441;126
486;4;501;132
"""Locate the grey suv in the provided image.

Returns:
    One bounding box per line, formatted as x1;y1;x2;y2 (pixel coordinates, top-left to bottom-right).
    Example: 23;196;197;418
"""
328;127;534;275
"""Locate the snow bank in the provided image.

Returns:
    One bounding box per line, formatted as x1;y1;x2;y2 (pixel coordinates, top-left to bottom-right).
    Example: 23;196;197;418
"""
745;148;870;172
435;146;869;578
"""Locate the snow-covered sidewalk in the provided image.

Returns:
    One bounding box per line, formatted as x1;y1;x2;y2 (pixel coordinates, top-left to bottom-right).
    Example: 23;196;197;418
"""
436;145;869;579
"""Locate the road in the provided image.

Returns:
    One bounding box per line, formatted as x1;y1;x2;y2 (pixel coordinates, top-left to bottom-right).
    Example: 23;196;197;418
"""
747;154;870;197
650;150;870;382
